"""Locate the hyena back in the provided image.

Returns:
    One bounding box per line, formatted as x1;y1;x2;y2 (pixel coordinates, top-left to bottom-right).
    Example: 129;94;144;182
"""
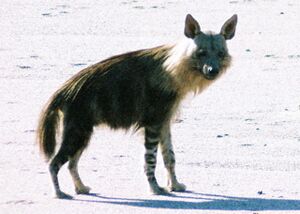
37;14;237;199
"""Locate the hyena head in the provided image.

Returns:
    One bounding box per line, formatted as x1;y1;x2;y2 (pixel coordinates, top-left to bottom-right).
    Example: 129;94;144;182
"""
184;14;238;80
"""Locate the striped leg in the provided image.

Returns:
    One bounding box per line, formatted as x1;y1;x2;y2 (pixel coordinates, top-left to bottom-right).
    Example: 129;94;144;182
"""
144;126;169;195
160;125;186;192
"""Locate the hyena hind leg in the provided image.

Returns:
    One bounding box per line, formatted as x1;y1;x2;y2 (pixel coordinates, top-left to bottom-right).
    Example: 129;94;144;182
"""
49;148;73;199
160;127;186;192
49;121;92;199
68;148;91;195
144;126;170;195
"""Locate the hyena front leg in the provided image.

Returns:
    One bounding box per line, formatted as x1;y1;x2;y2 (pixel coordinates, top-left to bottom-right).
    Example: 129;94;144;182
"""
160;125;186;192
144;125;169;195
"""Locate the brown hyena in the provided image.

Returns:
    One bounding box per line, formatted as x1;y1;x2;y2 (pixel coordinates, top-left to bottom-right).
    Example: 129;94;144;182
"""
37;14;238;199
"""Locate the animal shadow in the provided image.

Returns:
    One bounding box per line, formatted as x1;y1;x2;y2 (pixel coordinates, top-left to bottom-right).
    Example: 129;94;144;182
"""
74;191;300;211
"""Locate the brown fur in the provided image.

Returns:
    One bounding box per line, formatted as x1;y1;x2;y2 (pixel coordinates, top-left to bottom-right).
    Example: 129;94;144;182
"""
37;14;237;198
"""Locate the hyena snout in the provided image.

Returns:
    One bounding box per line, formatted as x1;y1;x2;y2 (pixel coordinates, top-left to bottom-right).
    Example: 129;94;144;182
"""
202;63;219;80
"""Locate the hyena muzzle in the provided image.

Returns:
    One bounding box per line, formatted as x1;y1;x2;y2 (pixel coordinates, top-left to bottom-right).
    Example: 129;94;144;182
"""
37;14;237;199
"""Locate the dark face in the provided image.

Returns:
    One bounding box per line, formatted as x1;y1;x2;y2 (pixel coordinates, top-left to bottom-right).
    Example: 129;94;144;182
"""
192;33;229;80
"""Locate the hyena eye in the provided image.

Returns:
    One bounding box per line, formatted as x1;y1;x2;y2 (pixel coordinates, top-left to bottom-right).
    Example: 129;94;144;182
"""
195;49;207;57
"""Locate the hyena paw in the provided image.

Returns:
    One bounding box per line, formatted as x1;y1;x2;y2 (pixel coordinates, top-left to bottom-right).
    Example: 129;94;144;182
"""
151;186;171;195
169;182;186;192
56;191;73;200
75;185;91;195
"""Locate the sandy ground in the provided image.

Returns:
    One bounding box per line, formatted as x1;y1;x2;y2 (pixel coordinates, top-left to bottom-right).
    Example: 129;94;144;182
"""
1;0;300;213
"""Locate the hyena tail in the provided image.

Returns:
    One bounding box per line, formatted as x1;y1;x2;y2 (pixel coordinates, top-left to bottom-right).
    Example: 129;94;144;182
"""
37;92;64;161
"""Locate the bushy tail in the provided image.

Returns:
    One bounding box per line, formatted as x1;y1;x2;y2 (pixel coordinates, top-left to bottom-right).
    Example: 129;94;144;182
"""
37;93;63;161
37;62;99;161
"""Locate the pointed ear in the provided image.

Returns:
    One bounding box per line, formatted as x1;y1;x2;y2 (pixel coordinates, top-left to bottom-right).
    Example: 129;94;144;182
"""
220;14;238;40
184;14;201;39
